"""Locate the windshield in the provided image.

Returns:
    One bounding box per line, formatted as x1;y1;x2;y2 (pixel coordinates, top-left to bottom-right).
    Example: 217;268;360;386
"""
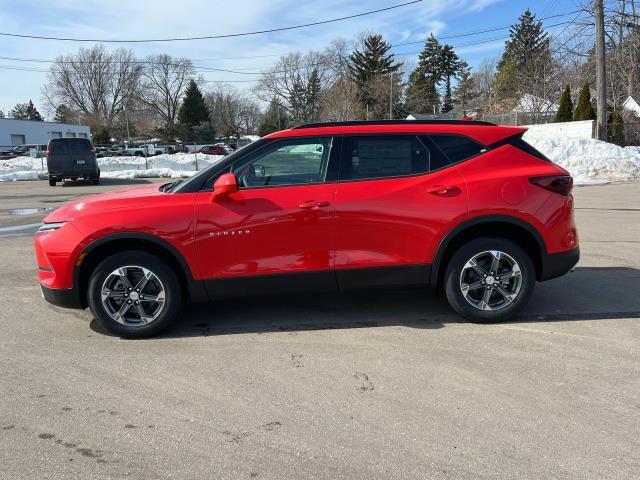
172;139;268;193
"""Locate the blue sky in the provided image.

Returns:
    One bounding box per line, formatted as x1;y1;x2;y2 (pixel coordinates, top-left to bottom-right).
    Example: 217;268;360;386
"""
0;0;582;118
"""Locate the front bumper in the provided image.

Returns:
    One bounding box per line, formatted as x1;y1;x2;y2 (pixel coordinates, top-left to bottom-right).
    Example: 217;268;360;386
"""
40;284;84;309
540;247;580;281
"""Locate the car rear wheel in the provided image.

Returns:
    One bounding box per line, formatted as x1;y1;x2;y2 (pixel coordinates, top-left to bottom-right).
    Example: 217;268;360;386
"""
444;237;535;323
88;251;182;338
48;177;56;186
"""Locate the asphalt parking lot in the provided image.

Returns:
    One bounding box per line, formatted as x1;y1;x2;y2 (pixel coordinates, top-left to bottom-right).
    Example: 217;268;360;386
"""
1;178;639;479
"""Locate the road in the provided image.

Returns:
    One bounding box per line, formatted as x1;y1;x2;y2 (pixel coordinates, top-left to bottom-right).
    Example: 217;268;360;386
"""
1;178;639;479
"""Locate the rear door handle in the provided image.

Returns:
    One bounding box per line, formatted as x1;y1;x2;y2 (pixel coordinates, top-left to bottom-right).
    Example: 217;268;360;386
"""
427;184;457;194
298;200;330;209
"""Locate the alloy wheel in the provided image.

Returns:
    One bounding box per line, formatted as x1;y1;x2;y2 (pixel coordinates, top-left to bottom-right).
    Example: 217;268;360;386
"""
100;266;166;326
459;250;523;311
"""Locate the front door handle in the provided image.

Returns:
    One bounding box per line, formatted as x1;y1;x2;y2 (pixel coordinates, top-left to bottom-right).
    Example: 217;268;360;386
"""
427;184;457;194
298;200;330;209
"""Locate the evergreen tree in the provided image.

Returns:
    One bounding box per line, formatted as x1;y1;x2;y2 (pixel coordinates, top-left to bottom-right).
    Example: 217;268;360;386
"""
439;44;461;113
9;100;43;121
494;9;551;101
177;80;210;141
259;98;290;136
453;61;479;111
404;35;443;114
574;82;596;121
555;85;573;122
0;110;4;118
608;111;625;146
305;68;322;123
54;104;73;123
348;34;401;117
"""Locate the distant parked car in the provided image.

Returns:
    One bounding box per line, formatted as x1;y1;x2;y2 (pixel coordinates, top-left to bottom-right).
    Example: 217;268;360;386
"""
0;144;47;159
95;147;111;158
197;145;229;155
46;138;100;186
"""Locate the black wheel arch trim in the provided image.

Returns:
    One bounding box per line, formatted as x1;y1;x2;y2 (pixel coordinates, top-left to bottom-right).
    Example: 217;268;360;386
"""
74;232;208;305
430;215;548;287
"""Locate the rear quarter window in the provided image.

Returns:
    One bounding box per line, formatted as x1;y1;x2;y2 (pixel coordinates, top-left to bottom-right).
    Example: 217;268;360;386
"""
429;135;486;164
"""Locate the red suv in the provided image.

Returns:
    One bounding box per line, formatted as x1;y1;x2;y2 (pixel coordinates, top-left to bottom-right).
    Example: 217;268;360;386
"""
35;120;579;338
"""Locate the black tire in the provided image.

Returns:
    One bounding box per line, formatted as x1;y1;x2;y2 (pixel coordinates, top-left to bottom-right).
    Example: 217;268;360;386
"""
443;237;535;323
92;176;100;185
48;177;56;186
88;251;182;338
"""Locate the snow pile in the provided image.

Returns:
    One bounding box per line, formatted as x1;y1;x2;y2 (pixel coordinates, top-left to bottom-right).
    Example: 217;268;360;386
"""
0;153;224;182
523;132;640;185
98;153;224;179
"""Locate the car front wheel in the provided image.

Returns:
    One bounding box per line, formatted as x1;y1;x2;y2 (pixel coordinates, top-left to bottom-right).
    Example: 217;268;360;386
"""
444;237;535;323
88;251;182;338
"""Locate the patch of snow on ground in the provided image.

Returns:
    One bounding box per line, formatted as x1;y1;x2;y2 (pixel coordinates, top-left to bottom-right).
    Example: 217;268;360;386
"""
523;132;640;185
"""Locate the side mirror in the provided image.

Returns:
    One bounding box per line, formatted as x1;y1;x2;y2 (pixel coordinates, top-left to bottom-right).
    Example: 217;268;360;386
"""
211;172;238;200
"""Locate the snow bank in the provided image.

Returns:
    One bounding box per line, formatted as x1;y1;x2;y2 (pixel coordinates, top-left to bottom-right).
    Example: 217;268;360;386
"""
523;132;640;185
0;153;224;182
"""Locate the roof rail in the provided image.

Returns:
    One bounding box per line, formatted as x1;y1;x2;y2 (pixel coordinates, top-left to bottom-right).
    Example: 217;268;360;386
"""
291;119;497;129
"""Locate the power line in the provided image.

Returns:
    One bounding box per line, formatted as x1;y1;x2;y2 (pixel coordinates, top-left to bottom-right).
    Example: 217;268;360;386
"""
392;10;580;47
0;10;589;83
0;19;584;78
0;1;421;43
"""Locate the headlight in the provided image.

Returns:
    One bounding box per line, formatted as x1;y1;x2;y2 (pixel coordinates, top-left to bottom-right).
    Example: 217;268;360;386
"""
37;222;67;234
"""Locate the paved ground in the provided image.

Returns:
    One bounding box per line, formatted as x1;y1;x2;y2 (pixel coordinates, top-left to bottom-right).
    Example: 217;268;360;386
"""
1;179;639;480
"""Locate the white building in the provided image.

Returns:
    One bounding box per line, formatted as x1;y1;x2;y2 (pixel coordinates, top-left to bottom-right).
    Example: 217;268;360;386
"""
0;118;91;147
622;96;640;117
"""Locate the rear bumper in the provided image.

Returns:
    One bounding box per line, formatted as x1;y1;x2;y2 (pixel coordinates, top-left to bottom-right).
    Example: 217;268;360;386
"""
540;247;580;281
40;284;84;309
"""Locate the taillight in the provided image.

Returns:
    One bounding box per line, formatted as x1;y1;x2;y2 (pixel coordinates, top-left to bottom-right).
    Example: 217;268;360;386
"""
89;145;95;154
45;148;51;157
529;175;573;196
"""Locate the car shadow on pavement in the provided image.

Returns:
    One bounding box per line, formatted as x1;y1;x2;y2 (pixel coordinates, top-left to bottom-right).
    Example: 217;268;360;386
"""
88;266;640;338
60;178;154;187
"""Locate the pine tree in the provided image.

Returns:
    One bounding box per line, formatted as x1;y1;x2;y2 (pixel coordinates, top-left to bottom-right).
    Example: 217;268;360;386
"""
9;100;43;121
555;86;573;122
608;111;625;146
0;110;5;118
404;35;443;114
305;68;322;123
177;80;210;141
54;104;73;123
26;100;43;121
453;61;479;111
439;44;460;113
494;9;551;102
259;98;290;136
574;82;596;121
348;34;401;117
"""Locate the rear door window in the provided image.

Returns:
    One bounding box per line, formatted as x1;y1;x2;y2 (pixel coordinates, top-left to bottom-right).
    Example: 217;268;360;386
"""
429;135;485;164
49;139;69;154
340;136;428;181
70;139;91;154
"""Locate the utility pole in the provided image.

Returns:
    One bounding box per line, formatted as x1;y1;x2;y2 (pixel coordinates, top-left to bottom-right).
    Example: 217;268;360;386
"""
389;73;393;120
594;0;607;141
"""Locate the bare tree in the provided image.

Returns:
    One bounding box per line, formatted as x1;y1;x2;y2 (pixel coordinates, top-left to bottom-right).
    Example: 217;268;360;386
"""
472;58;497;112
138;54;196;128
43;45;142;132
256;51;335;123
206;84;261;139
